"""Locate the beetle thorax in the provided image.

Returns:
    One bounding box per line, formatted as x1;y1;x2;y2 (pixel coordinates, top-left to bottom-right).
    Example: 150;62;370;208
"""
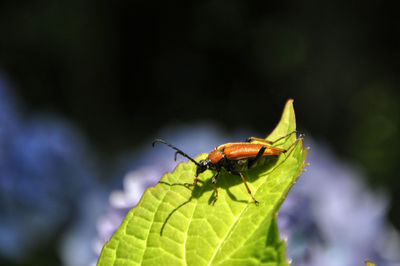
208;149;224;164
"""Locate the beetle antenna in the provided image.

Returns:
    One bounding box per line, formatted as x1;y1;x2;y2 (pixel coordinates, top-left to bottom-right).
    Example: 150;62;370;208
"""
152;139;201;166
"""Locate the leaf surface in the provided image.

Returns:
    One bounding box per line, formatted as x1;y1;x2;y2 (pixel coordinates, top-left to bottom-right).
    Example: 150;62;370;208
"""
98;99;307;266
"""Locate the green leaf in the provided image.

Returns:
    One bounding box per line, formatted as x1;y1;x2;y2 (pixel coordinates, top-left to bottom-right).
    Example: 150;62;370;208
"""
98;99;308;266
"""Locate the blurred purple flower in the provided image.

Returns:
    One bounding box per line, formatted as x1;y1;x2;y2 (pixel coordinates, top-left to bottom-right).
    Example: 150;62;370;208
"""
279;140;400;266
93;128;400;266
0;75;99;261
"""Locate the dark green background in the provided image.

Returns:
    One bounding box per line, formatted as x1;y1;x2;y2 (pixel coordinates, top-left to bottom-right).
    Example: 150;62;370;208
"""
1;0;399;264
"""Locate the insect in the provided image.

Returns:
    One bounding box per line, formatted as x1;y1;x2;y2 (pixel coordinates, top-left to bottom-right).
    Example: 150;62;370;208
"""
152;131;302;205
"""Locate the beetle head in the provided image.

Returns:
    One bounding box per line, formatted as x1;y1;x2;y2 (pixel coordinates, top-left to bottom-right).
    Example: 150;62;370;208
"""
196;158;212;176
152;139;215;177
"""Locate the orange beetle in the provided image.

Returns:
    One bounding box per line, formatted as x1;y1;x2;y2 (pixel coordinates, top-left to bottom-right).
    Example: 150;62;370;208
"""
152;131;302;204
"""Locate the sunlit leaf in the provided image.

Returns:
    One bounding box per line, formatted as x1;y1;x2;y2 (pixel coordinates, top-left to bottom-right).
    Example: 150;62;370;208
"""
98;99;307;266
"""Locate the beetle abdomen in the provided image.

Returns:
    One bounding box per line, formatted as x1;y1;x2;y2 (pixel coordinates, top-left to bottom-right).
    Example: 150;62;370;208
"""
224;144;283;160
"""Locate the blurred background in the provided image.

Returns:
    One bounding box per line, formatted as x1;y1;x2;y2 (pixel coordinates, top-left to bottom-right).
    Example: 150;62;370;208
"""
1;0;400;265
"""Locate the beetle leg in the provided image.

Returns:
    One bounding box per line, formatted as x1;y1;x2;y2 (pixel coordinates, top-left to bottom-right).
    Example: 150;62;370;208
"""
248;146;267;168
231;171;259;204
211;171;220;205
187;175;199;187
187;171;200;187
246;137;273;144
246;130;297;145
212;171;220;184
